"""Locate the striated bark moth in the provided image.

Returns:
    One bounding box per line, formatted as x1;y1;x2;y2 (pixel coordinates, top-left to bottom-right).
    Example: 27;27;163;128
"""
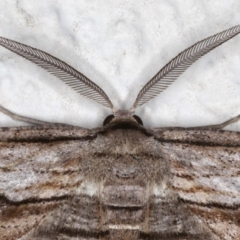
0;25;240;239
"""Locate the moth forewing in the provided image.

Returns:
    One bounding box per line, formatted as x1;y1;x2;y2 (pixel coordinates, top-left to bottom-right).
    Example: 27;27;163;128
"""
1;25;240;239
1;126;240;239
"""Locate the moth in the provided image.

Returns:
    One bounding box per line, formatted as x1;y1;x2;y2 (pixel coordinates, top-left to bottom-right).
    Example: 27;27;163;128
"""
0;25;240;240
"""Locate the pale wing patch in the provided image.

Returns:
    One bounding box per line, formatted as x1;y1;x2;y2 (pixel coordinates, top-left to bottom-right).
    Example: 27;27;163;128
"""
108;224;141;230
75;180;102;196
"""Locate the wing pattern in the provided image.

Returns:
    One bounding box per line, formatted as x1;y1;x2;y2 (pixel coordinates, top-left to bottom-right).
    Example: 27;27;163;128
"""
1;128;240;239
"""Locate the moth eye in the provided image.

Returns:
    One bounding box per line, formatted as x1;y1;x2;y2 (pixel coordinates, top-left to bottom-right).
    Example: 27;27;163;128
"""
133;115;143;126
103;114;115;126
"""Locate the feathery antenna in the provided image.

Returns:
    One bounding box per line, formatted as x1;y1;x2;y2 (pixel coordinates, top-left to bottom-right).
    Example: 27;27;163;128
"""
132;25;240;109
0;37;114;109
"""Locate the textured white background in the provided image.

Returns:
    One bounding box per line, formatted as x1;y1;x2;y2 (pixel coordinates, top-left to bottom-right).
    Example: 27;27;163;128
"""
0;1;240;130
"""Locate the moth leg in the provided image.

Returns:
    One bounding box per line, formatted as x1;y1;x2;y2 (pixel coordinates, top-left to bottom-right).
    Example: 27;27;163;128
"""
190;113;240;130
0;104;57;125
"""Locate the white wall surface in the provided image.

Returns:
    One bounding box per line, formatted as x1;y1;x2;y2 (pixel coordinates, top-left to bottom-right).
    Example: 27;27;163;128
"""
0;0;240;130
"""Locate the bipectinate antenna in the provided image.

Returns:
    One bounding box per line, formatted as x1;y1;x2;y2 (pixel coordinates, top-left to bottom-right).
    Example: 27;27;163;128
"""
132;25;240;111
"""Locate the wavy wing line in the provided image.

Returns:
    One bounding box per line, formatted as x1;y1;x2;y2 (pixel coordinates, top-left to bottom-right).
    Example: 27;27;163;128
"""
133;25;240;109
0;37;113;109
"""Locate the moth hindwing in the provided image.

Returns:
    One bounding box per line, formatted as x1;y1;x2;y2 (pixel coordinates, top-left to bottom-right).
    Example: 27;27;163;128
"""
0;25;240;239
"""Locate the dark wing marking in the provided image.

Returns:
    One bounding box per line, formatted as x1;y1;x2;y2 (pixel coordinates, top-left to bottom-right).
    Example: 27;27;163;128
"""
133;25;240;109
0;125;93;141
0;37;113;109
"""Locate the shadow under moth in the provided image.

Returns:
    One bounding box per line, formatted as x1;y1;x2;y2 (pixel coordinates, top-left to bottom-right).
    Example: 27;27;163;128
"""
0;25;240;240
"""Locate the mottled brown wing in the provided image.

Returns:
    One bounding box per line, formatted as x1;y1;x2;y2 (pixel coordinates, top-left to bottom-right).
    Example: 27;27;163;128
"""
1;126;240;239
153;129;240;239
0;126;99;239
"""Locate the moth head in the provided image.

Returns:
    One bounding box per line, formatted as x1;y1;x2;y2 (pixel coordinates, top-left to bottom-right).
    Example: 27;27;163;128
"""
103;109;143;126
